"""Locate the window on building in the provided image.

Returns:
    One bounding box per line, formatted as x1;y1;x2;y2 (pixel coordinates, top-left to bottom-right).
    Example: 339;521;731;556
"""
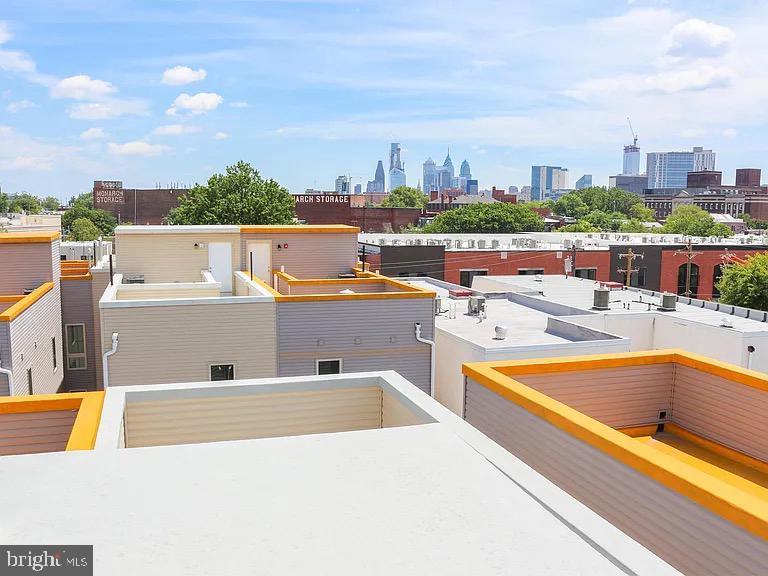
52;337;57;371
316;359;342;375
574;268;597;280
630;267;647;288
517;269;545;276
459;269;488;287
27;368;32;395
65;324;87;370
210;364;235;381
677;263;700;298
712;264;724;299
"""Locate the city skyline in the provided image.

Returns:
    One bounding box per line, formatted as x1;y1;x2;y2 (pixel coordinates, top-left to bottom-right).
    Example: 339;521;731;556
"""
1;2;767;199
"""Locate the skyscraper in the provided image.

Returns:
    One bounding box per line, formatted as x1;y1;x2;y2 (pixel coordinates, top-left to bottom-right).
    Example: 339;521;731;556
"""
460;159;471;179
531;165;568;201
335;175;351;195
389;143;406;191
422;157;438;194
623;144;641;176
646;147;715;189
442;150;454;179
575;174;592;189
366;160;386;193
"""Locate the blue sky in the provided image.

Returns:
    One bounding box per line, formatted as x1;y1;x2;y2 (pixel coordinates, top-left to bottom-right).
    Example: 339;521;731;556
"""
1;0;767;201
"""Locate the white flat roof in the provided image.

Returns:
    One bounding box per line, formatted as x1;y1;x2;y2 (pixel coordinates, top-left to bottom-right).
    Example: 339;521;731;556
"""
115;224;241;234
0;372;677;575
476;275;768;333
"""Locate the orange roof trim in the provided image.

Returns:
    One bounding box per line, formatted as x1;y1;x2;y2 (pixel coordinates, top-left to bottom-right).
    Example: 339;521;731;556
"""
239;224;360;234
0;282;54;322
0;231;61;244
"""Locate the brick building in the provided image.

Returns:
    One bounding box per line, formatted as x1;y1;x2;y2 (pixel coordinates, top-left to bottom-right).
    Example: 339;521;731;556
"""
93;181;186;225
294;193;421;232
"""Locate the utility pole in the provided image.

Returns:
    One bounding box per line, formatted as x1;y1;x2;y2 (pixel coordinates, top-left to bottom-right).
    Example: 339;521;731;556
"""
618;247;644;287
674;239;703;297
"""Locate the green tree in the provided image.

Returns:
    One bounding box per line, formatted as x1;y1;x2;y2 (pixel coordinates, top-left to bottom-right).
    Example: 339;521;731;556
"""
716;253;768;311
9;192;42;213
42;196;60;211
552;194;589;219
0;191;8;212
558;220;599;233
629;204;655;221
167;161;295;225
70;217;101;241
379;186;427;209
743;215;768;230
422;203;545;234
62;204;117;237
662;205;733;237
619;219;649;233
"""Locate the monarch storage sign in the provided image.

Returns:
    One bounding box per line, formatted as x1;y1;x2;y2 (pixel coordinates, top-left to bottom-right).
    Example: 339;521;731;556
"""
294;194;351;204
94;180;125;204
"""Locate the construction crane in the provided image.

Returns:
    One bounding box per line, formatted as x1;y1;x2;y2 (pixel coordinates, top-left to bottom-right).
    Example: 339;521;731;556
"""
627;117;638;146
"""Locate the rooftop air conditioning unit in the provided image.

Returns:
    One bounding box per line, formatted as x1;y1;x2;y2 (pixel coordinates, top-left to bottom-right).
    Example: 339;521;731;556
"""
467;239;476;248
406;240;413;246
658;292;677;311
563;238;572;248
455;240;462;249
415;239;423;246
575;239;583;248
378;239;386;245
491;240;500;249
592;288;610;310
467;295;487;316
477;239;486;249
124;275;145;284
434;297;443;316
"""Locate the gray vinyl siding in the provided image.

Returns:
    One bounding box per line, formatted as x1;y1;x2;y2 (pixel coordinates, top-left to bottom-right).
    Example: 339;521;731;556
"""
0;323;10;395
241;233;357;278
0;409;76;455
61;279;98;391
7;286;63;395
277;299;434;394
673;365;768;462
101;301;278;387
464;379;768;576
515;364;674;428
0;242;55;293
90;270;111;391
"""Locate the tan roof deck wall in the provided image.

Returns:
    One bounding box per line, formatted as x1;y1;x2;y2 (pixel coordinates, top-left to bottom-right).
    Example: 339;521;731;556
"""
115;230;241;283
0;234;60;293
101;300;277;387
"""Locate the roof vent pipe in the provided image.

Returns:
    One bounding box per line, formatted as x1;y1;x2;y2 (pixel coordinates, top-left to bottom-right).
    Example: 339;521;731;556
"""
102;332;119;389
494;325;508;340
592;288;610;310
414;323;435;398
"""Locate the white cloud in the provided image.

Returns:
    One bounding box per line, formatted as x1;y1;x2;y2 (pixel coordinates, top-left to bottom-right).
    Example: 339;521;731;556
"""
68;99;149;120
0;22;12;45
667;19;735;59
229;101;249;108
107;141;170;156
51;75;117;100
166;92;223;115
213;131;229;140
0;50;36;73
79;127;107;140
0;125;76;172
5;99;35;113
153;123;201;136
162;65;207;85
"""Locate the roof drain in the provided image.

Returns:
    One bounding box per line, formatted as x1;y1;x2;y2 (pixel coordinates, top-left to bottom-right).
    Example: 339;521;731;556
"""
102;333;120;390
414;323;435;398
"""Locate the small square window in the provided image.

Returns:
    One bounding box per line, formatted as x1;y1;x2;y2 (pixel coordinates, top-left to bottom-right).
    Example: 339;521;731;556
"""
210;364;235;381
316;359;342;375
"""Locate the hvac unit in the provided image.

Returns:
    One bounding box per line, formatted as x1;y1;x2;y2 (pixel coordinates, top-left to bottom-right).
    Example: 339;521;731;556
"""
378;239;386;245
592;288;610;310
415;239;423;246
467;239;476;248
658;292;677;311
406;240;413;246
477;240;486;249
455;240;463;249
575;239;583;249
563;238;572;248
467;296;487;316
124;275;145;284
491;240;500;249
434;297;443;316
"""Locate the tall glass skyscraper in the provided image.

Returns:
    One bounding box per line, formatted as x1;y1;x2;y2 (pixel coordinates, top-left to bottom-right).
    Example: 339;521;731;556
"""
389;143;406;191
646;147;715;189
459;159;471;179
366;160;386;193
422;157;438;194
531;165;568;201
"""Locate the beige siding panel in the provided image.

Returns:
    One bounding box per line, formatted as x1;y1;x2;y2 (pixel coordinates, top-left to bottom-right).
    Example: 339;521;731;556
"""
115;286;220;300
0;323;10;395
91;269;111;390
8;286;63;395
101;301;277;386
241;233;357;279
464;379;768;576
382;392;424;427
124;386;382;447
286;282;384;295
0;242;54;293
0;410;76;455
673;365;768;462
116;233;241;283
277;299;434;393
61;279;98;391
516;364;674;428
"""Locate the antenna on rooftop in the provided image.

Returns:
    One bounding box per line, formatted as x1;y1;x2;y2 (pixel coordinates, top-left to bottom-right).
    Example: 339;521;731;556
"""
627;117;638;146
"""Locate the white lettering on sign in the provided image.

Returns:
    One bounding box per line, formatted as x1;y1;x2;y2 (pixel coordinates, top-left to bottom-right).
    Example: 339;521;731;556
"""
95;189;125;203
294;195;350;204
94;180;123;190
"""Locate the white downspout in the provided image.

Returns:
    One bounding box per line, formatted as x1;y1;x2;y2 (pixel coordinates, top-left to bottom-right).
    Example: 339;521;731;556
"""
102;332;119;389
0;361;13;397
415;322;436;398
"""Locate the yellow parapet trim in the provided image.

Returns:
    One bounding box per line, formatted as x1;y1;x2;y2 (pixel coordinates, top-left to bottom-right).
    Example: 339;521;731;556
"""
0;282;54;322
276;291;435;302
0;392;104;452
240;224;360;234
61;274;92;281
270;269;436;301
0;231;61;243
462;349;768;541
0;296;24;303
243;272;282;298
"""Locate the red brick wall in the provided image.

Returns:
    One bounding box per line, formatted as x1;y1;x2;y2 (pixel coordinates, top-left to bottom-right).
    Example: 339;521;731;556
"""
444;250;611;284
660;249;768;299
